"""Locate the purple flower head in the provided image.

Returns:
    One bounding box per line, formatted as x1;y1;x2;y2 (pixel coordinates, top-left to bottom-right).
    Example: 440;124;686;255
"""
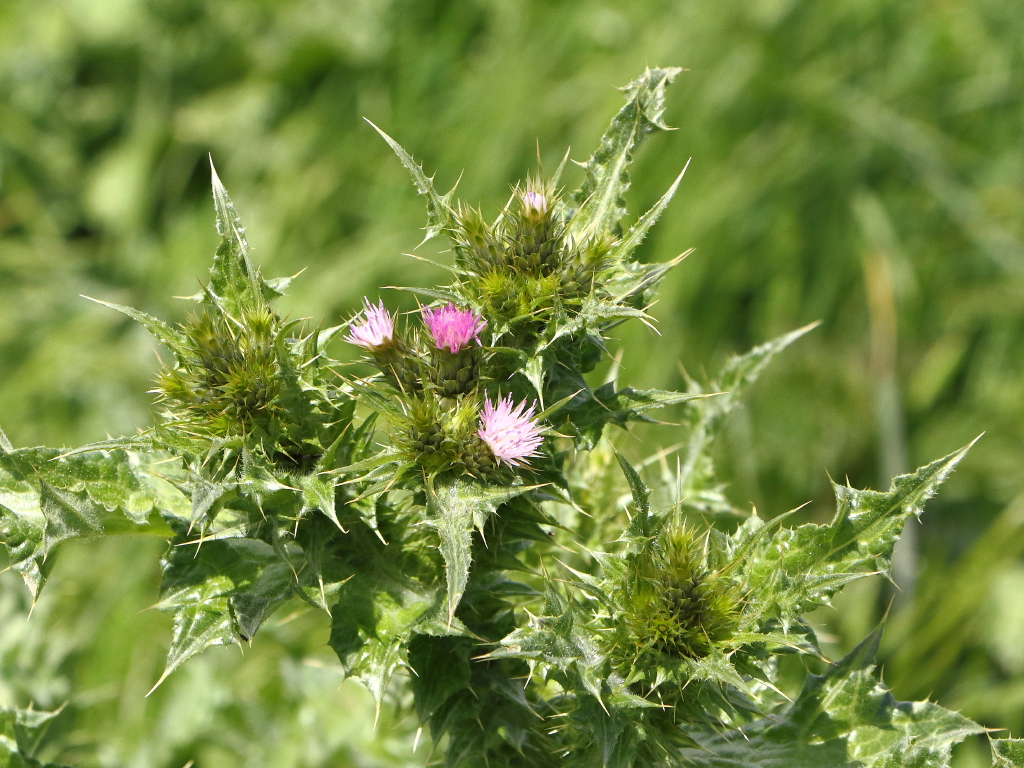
421;303;486;353
477;394;543;468
522;190;547;216
345;298;395;350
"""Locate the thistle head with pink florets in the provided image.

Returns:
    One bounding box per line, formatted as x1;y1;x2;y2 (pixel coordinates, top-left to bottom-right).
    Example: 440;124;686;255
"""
345;298;396;352
476;394;544;469
345;297;421;394
421;303;487;402
421;303;486;354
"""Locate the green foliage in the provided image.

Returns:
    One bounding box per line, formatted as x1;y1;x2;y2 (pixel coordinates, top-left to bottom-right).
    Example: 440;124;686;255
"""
570;67;681;243
0;706;69;768
0;446;178;600
425;478;534;619
4;168;368;700
992;740;1024;768
0;60;1015;768
677;629;986;768
739;442;974;628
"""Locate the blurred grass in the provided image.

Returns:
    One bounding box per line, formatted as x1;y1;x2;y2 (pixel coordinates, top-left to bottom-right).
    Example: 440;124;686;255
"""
2;0;1024;765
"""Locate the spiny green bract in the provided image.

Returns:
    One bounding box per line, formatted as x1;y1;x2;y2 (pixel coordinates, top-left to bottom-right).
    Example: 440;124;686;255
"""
614;522;740;663
0;68;1015;768
154;306;318;461
397;394;492;476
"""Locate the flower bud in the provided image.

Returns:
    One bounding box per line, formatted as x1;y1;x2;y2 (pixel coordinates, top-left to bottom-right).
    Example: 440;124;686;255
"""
521;190;548;217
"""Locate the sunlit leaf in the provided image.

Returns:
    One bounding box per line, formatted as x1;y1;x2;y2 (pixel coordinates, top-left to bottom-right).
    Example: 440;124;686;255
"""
741;441;976;628
569;67;682;242
425;478;535;620
677;629;984;768
0;706;70;767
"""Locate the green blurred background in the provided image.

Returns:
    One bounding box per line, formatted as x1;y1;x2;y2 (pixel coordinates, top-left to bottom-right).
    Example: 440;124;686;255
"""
2;0;1024;765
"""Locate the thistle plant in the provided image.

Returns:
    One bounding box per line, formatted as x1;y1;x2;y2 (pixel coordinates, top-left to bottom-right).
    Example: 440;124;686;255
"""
0;68;1021;768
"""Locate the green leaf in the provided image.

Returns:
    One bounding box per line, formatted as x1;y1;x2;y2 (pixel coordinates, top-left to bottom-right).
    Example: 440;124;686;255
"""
488;586;604;688
993;739;1024;768
425;478;535;620
263;272;298;298
297;473;344;531
408;635;473;724
0;706;70;768
0;448;180;599
207;161;267;314
569;67;682;243
677;628;984;768
38;480;147;551
187;476;227;527
871;740;952;768
345;379;407;420
0;511;45;602
291;515;352;613
366;119;456;244
574;695;629;767
741;440;976;628
524;354;547;407
333;446;405;480
152;601;235;695
152;536;300;690
328;572;465;711
606;161;689;263
614;450;650;517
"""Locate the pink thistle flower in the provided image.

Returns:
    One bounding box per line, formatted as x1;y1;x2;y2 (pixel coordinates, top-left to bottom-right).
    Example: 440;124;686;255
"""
345;298;395;350
522;190;547;216
477;394;544;468
421;303;486;353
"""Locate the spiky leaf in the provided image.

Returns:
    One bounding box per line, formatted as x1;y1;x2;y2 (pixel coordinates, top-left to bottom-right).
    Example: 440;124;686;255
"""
677;629;983;768
152;535;300;690
606;162;689;263
328;572;466;709
0;447;182;598
426;478;535;619
993;740;1024;768
207;162;267;314
0;706;70;768
367;119;456;243
740;441;975;629
569;67;682;242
